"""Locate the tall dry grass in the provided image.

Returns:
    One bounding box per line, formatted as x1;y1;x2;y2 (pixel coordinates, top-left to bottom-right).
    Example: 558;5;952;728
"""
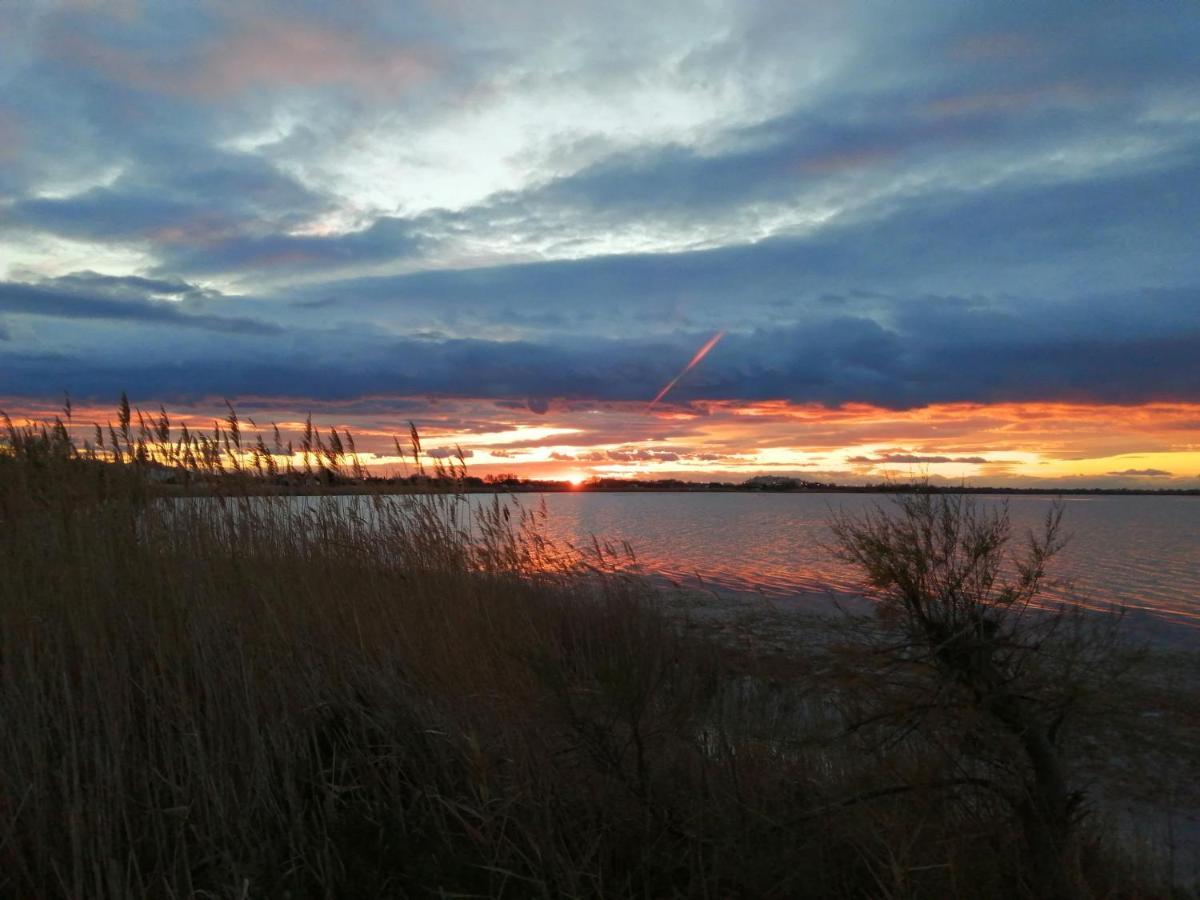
0;401;1185;898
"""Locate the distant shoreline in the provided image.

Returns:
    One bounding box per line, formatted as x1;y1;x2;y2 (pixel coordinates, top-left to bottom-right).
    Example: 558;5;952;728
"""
470;485;1200;497
153;480;1200;498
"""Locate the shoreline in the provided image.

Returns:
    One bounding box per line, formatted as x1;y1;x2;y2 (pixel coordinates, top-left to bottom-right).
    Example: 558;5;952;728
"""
150;482;1200;498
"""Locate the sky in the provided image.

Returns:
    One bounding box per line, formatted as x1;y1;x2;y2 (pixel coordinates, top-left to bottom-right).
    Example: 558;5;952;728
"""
1;1;1198;485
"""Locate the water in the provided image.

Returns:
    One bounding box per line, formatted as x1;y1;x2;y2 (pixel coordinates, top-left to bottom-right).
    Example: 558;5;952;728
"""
526;492;1200;630
204;490;1197;634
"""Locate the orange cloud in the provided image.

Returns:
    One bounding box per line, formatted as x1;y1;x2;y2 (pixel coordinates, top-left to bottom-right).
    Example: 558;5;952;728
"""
5;396;1198;486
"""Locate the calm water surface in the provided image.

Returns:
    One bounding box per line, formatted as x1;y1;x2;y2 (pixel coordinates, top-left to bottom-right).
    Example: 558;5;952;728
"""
526;493;1199;629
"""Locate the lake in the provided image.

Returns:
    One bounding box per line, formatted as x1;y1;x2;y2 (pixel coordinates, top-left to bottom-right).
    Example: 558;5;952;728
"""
524;492;1200;631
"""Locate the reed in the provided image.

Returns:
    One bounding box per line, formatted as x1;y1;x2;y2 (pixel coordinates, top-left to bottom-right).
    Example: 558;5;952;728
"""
0;400;1185;898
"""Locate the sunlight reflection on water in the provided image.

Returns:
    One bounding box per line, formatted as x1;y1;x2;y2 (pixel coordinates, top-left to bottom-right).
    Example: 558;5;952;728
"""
528;493;1200;629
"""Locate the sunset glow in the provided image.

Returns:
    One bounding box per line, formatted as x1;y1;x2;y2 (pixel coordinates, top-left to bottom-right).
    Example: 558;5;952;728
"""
7;395;1196;489
0;3;1195;488
3;8;1198;895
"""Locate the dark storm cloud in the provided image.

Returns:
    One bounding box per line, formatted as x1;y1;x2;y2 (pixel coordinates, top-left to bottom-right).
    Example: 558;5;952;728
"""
6;143;336;273
3;282;1198;407
0;274;279;335
279;148;1200;341
1;1;1198;407
154;216;428;275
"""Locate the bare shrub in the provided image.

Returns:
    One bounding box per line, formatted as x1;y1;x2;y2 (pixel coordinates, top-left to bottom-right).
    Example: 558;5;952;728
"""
830;492;1131;899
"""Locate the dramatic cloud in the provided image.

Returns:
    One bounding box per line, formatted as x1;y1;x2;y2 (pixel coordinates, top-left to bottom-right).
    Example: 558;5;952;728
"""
0;273;279;335
1;2;1197;482
849;453;991;465
6;395;1195;489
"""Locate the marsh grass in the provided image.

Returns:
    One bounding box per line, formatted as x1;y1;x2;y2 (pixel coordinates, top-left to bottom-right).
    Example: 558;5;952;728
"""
0;402;1189;898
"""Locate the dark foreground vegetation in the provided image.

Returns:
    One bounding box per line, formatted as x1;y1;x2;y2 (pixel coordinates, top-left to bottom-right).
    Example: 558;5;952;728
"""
2;403;1196;898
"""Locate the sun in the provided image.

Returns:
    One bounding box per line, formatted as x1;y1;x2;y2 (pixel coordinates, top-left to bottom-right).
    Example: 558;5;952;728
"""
564;472;587;487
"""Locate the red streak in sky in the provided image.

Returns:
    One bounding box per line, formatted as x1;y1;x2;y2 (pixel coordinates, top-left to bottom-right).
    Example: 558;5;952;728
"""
646;330;725;411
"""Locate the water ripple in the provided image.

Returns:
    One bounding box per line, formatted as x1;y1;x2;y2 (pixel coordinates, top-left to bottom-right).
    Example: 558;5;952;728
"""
532;493;1200;629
